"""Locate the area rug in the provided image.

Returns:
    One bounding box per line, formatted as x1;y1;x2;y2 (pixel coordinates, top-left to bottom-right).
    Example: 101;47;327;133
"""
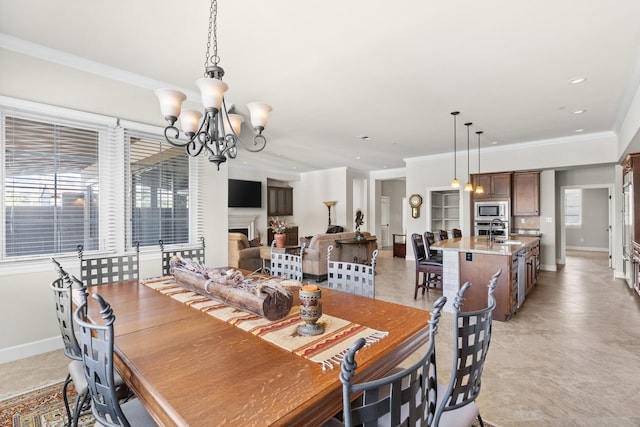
0;382;93;427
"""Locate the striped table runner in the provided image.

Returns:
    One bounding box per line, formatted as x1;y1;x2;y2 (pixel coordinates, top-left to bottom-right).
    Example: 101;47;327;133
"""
141;276;388;370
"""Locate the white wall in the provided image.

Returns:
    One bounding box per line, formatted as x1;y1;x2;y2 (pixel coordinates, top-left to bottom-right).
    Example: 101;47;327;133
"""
295;168;348;237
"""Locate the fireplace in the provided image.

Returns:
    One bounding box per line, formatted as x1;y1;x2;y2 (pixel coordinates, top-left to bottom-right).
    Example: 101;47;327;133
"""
228;216;257;240
229;228;249;237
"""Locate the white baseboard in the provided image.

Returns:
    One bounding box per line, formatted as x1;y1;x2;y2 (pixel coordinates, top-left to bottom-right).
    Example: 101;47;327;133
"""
565;246;608;252
540;264;557;271
0;336;62;365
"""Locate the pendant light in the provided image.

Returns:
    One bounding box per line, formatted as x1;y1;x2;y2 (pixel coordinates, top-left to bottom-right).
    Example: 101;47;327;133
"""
475;130;485;194
464;122;474;192
450;111;460;189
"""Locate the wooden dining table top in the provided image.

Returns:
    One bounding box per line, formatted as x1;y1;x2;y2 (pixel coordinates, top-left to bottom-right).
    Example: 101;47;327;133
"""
79;275;431;426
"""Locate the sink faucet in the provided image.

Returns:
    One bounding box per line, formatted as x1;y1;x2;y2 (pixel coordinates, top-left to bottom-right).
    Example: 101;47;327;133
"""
488;218;505;242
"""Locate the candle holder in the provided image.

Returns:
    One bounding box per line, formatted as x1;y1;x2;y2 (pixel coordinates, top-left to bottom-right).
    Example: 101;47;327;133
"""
298;285;324;336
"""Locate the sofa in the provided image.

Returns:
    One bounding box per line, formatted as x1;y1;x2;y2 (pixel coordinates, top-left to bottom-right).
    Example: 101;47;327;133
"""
228;233;262;272
302;231;376;282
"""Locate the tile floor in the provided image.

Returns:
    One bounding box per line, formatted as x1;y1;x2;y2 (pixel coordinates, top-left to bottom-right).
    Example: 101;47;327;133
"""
2;249;640;426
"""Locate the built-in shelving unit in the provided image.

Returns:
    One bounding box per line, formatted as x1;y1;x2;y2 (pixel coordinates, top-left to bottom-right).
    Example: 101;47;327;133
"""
431;190;460;233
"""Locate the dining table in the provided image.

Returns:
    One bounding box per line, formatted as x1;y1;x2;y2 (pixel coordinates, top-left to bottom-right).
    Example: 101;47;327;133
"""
76;271;431;426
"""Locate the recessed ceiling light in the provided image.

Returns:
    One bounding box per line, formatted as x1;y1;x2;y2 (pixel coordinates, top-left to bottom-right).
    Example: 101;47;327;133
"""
575;129;584;133
573;109;587;114
292;166;297;170
355;156;361;160
569;77;587;84
491;141;498;145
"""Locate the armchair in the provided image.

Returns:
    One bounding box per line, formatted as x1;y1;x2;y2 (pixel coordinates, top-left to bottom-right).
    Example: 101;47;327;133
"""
228;232;262;272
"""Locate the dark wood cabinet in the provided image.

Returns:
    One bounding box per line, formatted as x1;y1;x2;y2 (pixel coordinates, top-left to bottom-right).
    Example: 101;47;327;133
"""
267;186;293;216
472;173;512;200
513;171;540;216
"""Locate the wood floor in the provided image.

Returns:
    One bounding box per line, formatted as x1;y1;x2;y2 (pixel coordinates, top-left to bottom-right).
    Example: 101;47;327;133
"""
2;249;640;426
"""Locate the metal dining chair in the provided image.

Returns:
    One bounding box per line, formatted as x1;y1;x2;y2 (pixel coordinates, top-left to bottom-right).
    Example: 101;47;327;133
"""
411;233;443;298
50;258;90;427
435;269;501;427
326;245;379;298
74;293;157;427
159;237;205;276
325;296;447;427
270;240;306;281
78;242;140;286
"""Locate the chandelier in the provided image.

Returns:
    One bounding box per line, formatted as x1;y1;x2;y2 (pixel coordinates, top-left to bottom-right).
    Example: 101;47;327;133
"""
154;0;272;170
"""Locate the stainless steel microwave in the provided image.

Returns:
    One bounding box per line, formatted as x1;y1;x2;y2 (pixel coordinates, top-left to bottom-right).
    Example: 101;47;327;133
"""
475;201;509;220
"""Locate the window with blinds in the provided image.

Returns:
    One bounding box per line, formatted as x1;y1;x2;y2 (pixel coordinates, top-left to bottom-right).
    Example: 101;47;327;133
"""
128;134;189;247
3;116;99;257
565;188;582;228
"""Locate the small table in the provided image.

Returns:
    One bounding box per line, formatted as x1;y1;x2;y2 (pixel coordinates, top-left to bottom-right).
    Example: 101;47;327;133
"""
393;234;406;258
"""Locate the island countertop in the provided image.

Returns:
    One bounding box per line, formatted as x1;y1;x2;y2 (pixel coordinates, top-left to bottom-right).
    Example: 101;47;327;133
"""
431;236;540;256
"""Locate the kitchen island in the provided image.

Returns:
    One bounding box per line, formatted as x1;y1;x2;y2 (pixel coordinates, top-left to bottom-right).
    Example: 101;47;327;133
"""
431;236;540;321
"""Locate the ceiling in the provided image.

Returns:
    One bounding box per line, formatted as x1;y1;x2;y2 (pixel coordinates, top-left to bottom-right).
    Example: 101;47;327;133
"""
2;0;640;173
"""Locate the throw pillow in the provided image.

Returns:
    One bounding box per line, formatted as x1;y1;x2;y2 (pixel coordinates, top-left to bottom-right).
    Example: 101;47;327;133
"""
248;237;261;247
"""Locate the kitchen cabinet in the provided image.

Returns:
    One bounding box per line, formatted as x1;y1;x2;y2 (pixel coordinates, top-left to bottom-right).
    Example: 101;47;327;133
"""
267;186;293;216
471;172;512;200
513;171;540;216
622;153;640;294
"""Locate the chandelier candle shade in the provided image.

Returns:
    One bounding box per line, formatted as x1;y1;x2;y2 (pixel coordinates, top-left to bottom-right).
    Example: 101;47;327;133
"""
154;0;272;170
475;131;485;194
464;122;474;192
450;111;460;189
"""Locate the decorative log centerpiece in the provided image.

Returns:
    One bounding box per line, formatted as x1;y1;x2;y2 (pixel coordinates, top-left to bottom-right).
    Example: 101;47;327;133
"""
170;257;294;321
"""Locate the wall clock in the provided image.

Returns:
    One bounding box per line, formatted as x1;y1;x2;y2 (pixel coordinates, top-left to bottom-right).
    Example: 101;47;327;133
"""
409;194;423;218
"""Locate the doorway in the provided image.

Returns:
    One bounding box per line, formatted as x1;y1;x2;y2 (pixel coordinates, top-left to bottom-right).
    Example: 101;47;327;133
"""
380;196;390;247
560;185;613;268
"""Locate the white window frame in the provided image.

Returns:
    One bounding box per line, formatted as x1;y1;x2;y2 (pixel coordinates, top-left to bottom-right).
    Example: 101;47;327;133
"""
0;96;202;275
564;188;583;228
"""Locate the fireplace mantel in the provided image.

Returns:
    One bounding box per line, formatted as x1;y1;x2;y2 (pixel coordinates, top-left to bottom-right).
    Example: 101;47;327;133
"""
228;215;257;239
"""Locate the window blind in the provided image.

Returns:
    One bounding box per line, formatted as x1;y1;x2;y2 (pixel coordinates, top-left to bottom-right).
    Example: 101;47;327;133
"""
3;116;99;258
126;132;190;247
565;188;582;227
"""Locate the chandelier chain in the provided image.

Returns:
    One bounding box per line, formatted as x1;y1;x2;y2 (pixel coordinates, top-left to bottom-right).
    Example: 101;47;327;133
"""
204;0;219;75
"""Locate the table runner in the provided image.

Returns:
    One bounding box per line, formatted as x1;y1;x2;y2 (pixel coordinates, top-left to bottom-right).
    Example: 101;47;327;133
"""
141;276;388;370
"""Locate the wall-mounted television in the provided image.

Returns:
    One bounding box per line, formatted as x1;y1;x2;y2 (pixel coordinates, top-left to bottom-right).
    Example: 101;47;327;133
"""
228;179;262;208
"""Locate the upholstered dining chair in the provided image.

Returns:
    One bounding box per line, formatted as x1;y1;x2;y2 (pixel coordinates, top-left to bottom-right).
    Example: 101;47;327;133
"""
438;229;449;241
424;231;443;262
435;269;501;427
74;293;157;427
324;296;446;427
451;228;462;238
78;242;140;286
159;237;205;276
326;245;379;298
411;233;443;299
270;240;306;281
50;258;90;427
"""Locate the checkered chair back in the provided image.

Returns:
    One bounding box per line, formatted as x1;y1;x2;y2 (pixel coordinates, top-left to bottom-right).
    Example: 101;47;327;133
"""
160;237;205;276
326;245;378;298
434;268;501;426
78;242;139;286
270;240;305;282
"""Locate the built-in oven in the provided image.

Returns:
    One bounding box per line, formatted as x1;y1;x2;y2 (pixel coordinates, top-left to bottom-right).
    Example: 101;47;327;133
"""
475;221;508;237
475;201;509;221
